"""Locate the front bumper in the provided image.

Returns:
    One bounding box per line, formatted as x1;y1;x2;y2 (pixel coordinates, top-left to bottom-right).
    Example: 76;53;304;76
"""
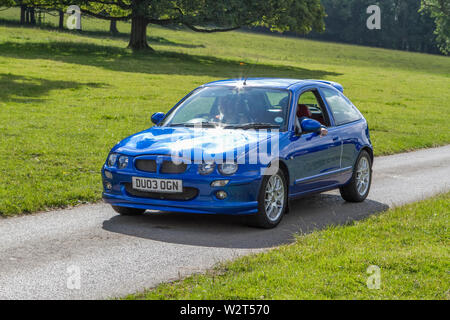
101;165;263;215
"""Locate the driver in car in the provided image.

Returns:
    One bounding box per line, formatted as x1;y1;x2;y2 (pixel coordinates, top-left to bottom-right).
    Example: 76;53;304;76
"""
216;96;249;124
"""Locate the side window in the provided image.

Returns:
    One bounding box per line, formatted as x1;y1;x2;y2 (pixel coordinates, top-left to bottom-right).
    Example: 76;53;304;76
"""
321;88;361;126
296;90;330;126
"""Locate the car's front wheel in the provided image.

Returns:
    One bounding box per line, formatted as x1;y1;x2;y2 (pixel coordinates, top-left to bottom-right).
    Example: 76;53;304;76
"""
112;206;146;216
340;150;372;202
247;170;288;228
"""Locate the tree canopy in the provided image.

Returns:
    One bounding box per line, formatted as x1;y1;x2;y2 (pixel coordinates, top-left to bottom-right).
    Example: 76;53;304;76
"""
17;0;326;50
420;0;449;54
262;0;443;55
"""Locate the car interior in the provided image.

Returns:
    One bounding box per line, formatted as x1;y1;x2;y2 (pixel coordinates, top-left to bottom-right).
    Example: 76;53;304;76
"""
296;90;330;126
209;90;289;126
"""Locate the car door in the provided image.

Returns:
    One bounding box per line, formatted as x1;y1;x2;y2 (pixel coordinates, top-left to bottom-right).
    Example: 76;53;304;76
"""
318;86;364;177
286;88;342;196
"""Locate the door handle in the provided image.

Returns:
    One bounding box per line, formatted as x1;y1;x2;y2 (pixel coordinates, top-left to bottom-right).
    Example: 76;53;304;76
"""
332;136;339;141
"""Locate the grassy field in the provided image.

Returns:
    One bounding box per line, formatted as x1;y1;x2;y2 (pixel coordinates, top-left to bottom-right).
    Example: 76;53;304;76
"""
125;193;450;300
0;8;449;216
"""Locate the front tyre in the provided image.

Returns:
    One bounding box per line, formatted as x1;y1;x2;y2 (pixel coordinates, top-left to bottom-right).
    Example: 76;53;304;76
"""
247;170;288;228
340;150;372;202
112;205;146;216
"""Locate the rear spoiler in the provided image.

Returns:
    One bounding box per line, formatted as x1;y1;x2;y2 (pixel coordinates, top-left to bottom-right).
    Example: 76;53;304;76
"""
309;80;344;93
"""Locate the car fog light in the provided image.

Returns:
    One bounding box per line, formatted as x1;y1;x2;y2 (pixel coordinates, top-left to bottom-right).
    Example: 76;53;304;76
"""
211;180;229;187
104;170;113;179
215;190;227;200
118;156;129;169
105;182;112;190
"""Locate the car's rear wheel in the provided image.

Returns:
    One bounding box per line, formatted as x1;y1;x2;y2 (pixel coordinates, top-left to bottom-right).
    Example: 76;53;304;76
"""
112;206;146;216
340;150;372;202
247;170;287;228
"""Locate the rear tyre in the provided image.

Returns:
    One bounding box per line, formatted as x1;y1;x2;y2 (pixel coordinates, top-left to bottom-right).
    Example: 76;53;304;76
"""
339;150;372;202
247;170;288;229
112;206;146;216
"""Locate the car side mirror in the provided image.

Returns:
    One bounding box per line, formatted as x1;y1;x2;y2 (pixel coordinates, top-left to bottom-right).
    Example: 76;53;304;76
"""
299;118;322;134
151;112;165;125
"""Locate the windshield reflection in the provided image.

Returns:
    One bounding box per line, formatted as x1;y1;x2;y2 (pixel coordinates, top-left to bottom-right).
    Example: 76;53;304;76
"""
161;86;291;130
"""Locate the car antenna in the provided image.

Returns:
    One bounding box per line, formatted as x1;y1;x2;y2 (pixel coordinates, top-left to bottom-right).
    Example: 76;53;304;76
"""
242;59;258;86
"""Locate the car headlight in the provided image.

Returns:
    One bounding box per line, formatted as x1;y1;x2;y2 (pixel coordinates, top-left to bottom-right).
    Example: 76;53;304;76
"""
218;163;238;175
107;153;118;167
118;156;129;169
198;162;215;175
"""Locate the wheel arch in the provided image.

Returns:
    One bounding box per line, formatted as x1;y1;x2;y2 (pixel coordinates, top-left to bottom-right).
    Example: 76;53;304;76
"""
266;158;290;187
278;160;290;186
360;145;374;166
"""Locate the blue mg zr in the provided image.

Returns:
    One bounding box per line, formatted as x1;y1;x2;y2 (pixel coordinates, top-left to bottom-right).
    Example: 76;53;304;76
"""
102;78;373;228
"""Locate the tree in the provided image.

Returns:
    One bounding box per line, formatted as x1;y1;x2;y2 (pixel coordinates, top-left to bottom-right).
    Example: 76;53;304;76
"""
110;20;118;34
0;0;36;25
0;0;15;8
420;0;449;54
58;9;64;29
26;0;325;51
297;0;440;54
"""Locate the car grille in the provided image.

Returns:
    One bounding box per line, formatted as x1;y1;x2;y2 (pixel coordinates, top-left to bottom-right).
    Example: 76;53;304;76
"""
135;159;156;173
160;161;187;174
124;183;198;201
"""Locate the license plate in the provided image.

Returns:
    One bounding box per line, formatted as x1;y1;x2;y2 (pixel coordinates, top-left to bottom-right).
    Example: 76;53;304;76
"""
132;177;183;193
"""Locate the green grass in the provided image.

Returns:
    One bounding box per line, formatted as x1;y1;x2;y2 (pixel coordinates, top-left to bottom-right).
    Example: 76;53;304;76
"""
0;8;449;216
125;193;450;300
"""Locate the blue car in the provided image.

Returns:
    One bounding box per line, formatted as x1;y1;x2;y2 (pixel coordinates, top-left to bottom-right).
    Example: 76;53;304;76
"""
102;78;373;228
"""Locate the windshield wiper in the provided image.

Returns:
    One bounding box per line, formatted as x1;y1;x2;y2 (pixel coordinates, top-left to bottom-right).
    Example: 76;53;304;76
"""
225;123;281;130
170;122;218;128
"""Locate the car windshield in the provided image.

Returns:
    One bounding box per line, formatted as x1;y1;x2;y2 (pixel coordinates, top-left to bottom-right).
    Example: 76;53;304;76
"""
161;86;291;130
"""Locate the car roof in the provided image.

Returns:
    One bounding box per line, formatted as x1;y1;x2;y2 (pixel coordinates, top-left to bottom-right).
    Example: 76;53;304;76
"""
203;78;344;92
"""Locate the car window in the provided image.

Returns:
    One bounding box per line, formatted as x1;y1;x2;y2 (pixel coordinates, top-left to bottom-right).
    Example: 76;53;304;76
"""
321;88;361;126
161;86;291;129
170;96;215;123
266;91;289;107
296;90;329;126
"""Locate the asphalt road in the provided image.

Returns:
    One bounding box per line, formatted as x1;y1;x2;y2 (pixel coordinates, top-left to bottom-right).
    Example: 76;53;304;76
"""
1;145;449;299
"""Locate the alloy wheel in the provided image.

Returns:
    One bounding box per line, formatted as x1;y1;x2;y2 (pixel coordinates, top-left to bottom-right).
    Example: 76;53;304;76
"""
356;157;370;196
264;174;285;222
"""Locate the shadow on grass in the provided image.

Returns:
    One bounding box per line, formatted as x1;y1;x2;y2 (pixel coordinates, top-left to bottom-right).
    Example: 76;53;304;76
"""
0;18;205;49
102;193;389;249
0;72;108;102
0;41;341;79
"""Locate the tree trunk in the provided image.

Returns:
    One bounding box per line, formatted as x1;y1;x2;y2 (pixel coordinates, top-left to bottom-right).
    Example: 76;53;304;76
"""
110;20;118;35
128;15;153;51
25;8;30;24
58;10;64;29
29;8;36;25
20;5;26;24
